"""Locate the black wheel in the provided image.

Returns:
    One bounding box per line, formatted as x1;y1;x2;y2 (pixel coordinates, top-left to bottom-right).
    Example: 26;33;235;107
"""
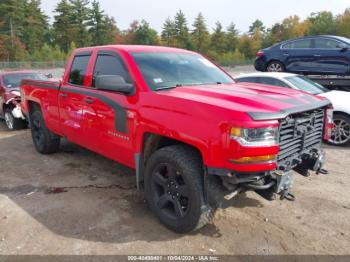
4;108;26;130
144;145;214;233
266;61;285;72
328;113;350;146
30;110;60;154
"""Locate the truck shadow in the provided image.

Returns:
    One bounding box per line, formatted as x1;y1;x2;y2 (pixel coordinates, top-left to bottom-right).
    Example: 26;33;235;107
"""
0;122;263;244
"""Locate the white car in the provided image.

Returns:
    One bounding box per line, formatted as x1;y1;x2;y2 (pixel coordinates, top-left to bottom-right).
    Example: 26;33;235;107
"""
235;72;350;146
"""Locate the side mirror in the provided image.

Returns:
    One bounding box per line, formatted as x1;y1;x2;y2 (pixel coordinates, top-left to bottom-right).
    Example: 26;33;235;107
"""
95;75;134;95
338;43;348;51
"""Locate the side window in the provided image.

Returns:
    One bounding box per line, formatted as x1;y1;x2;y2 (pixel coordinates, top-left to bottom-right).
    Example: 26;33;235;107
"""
314;38;343;49
68;55;90;85
92;54;132;87
283;39;311;49
236;77;258;83
259;77;289;88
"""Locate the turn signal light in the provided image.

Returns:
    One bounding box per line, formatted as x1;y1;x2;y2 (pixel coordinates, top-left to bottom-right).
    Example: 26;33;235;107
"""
230;154;277;164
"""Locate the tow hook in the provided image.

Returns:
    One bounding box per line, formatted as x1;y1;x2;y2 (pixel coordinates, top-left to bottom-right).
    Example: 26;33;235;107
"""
280;189;295;201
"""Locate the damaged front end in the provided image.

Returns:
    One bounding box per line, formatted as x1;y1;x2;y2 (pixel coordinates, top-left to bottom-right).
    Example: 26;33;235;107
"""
209;107;330;202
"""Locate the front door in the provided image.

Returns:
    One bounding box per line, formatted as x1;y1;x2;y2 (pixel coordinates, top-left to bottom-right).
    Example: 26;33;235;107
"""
312;38;349;75
82;51;135;167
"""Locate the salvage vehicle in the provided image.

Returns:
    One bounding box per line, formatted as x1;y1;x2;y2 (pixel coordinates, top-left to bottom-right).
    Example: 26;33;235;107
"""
236;72;350;146
0;71;48;130
255;35;350;75
21;45;333;233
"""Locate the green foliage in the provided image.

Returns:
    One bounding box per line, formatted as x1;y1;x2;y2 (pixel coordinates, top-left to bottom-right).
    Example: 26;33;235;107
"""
307;11;337;35
191;13;210;54
133;20;159;45
2;3;350;66
210;22;226;54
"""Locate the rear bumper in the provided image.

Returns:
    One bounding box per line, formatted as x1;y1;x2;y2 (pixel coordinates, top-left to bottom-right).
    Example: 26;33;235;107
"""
254;58;267;72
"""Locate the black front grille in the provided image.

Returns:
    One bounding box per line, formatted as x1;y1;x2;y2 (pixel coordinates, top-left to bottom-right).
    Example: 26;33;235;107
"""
277;108;325;170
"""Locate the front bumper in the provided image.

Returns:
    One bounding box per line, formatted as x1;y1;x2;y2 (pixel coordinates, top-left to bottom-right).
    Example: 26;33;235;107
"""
207;148;326;201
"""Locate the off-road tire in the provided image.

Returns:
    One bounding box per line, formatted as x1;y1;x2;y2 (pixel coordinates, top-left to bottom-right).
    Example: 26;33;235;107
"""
4;108;26;130
144;145;214;233
30;110;60;154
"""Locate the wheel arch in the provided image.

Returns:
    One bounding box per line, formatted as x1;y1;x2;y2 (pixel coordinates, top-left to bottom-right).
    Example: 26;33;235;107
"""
135;132;206;190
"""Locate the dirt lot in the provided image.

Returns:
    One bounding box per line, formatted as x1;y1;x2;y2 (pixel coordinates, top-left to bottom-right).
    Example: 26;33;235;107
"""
0;120;349;256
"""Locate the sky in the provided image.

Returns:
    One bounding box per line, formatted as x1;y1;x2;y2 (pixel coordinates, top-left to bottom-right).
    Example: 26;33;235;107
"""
41;0;350;33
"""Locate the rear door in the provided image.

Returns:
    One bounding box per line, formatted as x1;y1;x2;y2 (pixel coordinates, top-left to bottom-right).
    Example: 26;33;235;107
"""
59;52;91;145
312;37;349;74
281;38;314;73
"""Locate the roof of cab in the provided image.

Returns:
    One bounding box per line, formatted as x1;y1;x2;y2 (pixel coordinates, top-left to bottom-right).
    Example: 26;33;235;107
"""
74;45;194;54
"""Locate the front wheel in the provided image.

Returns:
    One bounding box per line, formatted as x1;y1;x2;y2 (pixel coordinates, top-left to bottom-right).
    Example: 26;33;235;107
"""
266;61;285;72
328;114;350;146
144;145;214;233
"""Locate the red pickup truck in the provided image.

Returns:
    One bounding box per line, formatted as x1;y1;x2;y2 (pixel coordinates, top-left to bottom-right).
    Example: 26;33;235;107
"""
21;45;333;233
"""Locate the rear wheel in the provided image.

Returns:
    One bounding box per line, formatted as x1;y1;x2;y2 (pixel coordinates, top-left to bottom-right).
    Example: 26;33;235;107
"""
4;108;26;130
328;114;350;146
266;61;285;72
144;145;214;233
30;110;60;154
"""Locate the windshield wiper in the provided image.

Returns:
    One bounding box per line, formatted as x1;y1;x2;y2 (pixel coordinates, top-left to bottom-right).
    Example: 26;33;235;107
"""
155;84;183;91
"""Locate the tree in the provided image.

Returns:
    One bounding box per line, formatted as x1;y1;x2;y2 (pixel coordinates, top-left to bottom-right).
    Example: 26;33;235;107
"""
337;9;350;38
88;0;119;45
225;22;239;52
174;10;192;49
249;19;265;34
22;0;49;53
161;17;177;46
191;13;210;54
134;20;159;45
52;0;75;52
69;0;91;47
307;11;337;35
210;22;226;54
0;0;27;60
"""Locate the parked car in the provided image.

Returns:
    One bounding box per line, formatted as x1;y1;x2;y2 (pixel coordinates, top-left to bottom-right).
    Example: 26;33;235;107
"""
0;71;48;130
235;72;350;146
21;45;332;233
255;35;350;75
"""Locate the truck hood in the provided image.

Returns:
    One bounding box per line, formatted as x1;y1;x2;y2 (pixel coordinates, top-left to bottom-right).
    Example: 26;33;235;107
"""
161;83;330;120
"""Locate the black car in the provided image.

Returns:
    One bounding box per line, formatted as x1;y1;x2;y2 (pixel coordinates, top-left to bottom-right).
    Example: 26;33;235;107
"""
255;35;350;75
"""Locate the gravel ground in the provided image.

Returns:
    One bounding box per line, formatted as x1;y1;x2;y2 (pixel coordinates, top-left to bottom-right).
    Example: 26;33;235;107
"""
0;65;349;256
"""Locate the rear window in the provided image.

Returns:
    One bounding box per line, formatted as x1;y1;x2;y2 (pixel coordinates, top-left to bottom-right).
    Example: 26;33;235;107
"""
68;55;90;85
3;73;47;88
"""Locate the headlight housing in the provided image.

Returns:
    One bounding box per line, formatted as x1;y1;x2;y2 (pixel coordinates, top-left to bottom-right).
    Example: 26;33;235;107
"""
230;126;278;147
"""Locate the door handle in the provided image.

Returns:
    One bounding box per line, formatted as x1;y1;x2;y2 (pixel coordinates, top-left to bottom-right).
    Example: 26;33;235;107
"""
283;53;289;56
59;93;68;98
314;54;321;57
83;97;94;104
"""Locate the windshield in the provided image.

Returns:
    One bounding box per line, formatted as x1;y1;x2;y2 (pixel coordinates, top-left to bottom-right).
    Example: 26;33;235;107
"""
285;76;329;95
131;52;234;90
3;73;48;89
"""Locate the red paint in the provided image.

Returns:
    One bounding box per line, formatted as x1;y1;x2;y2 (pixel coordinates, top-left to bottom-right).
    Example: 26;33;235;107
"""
21;45;329;173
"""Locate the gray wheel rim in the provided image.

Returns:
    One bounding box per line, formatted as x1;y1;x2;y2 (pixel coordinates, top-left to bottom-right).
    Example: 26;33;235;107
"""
329;118;350;145
267;63;283;72
4;112;14;130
